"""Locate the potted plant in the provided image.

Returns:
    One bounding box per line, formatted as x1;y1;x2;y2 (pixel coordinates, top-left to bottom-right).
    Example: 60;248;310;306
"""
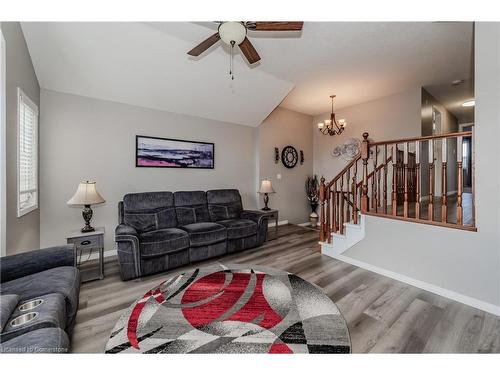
305;175;319;227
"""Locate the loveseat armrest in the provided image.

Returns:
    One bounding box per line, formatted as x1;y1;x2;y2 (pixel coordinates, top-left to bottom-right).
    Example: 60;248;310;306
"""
0;245;75;283
115;223;138;237
115;224;141;281
241;210;268;227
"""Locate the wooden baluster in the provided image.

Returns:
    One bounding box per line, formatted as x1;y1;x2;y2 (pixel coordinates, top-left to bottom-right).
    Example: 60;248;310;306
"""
415;141;421;219
352;161;358;224
326;186;331;243
319;177;326;241
383;145;388;214
428;140;435;221
372;145;377;210
377;151;381;213
340;174;345;235
346;168;351;222
441;138;448;223
336;181;340;233
332;183;337;233
403;142;409;218
457;136;463;225
361;132;370;212
391;145;398;216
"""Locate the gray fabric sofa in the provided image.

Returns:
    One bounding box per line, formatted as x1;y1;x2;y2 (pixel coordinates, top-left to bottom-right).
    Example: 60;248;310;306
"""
115;189;268;280
0;245;80;353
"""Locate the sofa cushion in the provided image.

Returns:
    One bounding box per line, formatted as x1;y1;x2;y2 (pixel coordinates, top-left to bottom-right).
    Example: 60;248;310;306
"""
180;222;227;247
0;327;69;353
0;266;80;331
207;189;243;221
0;295;19;333
174;191;211;226
138;228;189;259
217;219;258;239
123;192;177;232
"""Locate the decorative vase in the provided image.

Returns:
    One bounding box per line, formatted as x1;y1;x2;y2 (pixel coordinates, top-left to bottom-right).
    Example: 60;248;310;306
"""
309;212;319;227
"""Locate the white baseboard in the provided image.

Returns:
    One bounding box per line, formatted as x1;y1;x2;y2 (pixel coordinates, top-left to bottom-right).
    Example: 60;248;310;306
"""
77;248;117;261
334;253;500;317
297;222;313;227
268;220;288;227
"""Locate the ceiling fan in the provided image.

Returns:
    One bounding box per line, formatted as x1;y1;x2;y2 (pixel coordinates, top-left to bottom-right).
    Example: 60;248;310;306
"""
187;21;303;75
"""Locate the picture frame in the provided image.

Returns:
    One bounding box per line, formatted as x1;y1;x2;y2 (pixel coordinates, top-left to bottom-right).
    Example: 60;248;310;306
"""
136;135;214;169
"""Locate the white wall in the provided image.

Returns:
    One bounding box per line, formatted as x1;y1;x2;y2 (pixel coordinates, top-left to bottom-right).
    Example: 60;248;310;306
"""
313;87;422;182
339;22;500;312
258;107;313;224
39;90;259;251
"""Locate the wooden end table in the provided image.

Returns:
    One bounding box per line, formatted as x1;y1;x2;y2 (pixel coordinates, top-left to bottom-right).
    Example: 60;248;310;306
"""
67;227;105;282
255;209;279;240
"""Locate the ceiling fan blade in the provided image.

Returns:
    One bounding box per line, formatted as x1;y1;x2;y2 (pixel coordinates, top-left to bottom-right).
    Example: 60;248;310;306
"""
187;33;221;56
247;22;304;31
239;37;261;64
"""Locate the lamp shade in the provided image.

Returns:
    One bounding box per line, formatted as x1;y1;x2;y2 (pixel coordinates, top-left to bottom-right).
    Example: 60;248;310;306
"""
258;180;275;194
67;181;105;206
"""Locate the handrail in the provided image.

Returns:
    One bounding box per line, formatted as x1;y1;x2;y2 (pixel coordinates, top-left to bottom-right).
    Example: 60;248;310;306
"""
356;155;392;188
319;131;476;243
326;154;361;189
370;131;472;147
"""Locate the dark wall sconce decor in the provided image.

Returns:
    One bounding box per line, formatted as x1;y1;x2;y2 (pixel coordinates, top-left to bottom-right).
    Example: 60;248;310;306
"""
274;147;279;164
300;150;304;165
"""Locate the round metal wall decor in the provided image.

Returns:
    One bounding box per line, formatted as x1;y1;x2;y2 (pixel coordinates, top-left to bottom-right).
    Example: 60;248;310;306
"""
281;146;298;168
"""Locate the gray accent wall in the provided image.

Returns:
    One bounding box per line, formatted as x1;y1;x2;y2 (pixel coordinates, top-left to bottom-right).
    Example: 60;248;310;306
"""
258;107;313;224
1;22;40;255
39;90;259;251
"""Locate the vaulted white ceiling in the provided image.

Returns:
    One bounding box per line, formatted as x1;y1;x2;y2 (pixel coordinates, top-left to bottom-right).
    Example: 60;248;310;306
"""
21;22;473;125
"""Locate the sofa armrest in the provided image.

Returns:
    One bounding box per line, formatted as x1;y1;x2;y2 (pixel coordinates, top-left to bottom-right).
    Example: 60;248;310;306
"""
115;224;141;280
0;245;75;283
115;223;138;237
241;210;268;227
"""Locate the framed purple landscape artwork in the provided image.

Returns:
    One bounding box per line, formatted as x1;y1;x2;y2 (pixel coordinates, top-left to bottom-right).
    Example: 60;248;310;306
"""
136;135;214;169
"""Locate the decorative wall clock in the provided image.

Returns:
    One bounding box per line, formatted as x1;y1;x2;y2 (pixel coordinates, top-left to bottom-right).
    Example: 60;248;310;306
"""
281;145;298;168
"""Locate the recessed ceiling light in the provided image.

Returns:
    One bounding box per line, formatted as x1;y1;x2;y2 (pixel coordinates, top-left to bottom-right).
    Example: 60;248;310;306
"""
462;100;475;107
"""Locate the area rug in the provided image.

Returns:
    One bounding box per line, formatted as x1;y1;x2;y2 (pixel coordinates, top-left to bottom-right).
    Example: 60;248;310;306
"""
105;264;351;354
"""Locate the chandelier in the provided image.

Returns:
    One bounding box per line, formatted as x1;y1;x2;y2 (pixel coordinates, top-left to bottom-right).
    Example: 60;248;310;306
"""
317;95;347;136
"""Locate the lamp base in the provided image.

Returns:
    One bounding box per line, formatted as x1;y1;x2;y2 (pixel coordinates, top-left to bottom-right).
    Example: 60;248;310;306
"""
81;205;95;233
81;225;95;233
261;207;271;211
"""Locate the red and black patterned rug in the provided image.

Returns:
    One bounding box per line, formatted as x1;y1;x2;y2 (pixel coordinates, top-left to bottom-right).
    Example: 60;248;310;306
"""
105;264;351;354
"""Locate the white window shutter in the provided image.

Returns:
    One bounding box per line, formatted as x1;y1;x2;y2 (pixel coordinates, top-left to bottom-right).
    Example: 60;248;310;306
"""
17;88;38;217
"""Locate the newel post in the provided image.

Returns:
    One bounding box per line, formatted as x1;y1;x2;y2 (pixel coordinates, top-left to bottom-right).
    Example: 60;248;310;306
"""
319;176;326;241
361;132;370;213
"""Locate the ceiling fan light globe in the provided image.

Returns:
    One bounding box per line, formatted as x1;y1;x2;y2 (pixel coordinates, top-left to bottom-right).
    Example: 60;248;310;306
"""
218;22;247;46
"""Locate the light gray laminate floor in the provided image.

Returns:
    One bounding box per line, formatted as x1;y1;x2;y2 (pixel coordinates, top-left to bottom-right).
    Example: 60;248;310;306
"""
72;224;500;353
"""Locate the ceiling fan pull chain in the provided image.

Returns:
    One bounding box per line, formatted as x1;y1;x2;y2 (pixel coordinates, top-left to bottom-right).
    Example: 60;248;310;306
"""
229;40;235;80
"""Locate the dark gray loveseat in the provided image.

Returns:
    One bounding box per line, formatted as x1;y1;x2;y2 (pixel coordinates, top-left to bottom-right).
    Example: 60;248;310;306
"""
115;189;268;280
0;245;80;353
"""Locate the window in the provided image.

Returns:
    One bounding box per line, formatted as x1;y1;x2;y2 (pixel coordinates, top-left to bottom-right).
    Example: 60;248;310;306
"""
17;88;38;217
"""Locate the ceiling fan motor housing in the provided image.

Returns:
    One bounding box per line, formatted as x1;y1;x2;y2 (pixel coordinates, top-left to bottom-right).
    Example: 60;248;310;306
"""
218;22;247;45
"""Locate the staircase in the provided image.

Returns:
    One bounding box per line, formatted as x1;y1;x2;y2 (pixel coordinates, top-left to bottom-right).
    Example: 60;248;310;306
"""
319;131;475;256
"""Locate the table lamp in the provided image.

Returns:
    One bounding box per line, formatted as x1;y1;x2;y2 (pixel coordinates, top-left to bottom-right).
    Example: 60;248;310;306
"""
258;180;275;211
67;181;105;232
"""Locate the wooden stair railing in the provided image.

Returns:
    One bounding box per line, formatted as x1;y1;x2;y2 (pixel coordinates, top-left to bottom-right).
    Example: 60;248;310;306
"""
320;131;476;243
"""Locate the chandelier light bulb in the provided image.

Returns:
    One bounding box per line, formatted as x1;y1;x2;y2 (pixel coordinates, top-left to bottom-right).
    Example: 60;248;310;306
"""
318;122;325;130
